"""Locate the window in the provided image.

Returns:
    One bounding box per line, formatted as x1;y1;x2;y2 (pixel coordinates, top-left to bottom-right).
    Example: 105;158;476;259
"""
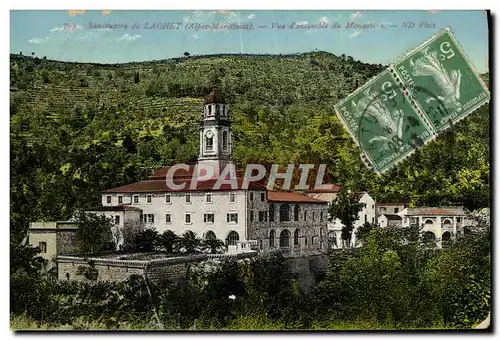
216;104;220;115
206;193;212;203
425;219;434;224
204;231;216;240
165;194;171;204
250;210;254;222
320;211;324;221
305;237;308;246
147;195;152;203
365;215;367;223
229;192;236;203
206;135;213;150
304;210;308;221
372;204;374;209
115;215;120;225
250;192;254;201
294;229;299;245
185;193;191;203
261;192;265;201
457;217;461;223
294;205;300;221
106;196;111;204
227;213;238;223
312;212;315;221
269;230;275;248
259;211;265;222
142;214;155;224
226;231;239;246
280;230;290;248
204;213;214;223
280;204;290;222
133;195;139;204
380;207;387;212
185;213;191;224
165;214;171;224
394;208;399;213
222;131;228;150
39;242;47;253
259;240;263;249
372;217;375;223
269;204;275;222
208;105;212;115
118;196;123;204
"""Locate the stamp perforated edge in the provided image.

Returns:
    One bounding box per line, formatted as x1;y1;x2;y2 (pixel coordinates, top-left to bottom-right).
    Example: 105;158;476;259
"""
334;68;394;175
391;26;490;133
334;69;432;175
334;27;490;175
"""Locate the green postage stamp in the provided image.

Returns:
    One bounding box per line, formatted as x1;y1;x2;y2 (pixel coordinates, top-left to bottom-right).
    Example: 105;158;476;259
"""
335;27;490;174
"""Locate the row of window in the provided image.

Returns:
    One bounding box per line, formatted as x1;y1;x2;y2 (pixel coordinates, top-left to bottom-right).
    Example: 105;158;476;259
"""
249;192;266;202
267;229;324;248
139;213;239;225
107;192;237;205
250;205;325;223
205;131;229;151
409;217;462;225
204;104;227;116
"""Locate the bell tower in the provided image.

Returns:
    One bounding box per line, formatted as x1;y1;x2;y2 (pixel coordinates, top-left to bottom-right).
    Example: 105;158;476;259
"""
198;88;232;173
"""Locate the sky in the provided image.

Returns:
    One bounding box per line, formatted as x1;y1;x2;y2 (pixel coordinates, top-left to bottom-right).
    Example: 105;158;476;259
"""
10;10;489;72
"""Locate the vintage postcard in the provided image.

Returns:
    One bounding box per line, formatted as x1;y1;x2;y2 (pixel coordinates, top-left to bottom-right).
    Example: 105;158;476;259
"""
10;10;491;331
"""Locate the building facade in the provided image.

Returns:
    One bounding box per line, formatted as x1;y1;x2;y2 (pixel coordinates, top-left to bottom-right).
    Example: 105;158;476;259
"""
305;188;376;248
83;88;328;255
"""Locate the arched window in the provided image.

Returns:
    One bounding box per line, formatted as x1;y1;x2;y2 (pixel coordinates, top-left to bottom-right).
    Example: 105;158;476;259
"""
294;229;299;246
294;205;300;221
442;231;451;241
425;219;434;224
269;230;275;248
204;230;216;240
280;204;290;222
206;135;213;151
423;231;436;241
216;104;220;115
226;231;239;246
208;105;212;115
442;219;452;225
222;131;228;150
280;230;290;248
269;204;276;222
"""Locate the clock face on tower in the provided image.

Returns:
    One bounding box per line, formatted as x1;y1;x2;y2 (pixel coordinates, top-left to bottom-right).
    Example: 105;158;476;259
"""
206;131;213;138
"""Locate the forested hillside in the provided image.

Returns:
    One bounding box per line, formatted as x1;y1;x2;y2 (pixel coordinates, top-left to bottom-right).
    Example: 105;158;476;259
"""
10;52;490;243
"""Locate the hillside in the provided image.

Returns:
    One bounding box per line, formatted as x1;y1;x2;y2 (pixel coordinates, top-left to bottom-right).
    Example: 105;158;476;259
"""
10;52;490;242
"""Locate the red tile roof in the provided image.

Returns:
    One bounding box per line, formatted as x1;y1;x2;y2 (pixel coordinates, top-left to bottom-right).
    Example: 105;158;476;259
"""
267;191;327;204
304;183;342;193
150;164;247;180
406;207;465;216
377;202;405;206
103;178;267;193
86;206;142;212
203;87;226;104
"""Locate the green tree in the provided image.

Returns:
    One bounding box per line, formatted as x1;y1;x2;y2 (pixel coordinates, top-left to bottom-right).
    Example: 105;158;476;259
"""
177;230;202;254
328;189;366;247
157;229;178;253
355;222;375;246
74;210;115;253
134;228;159;251
202;234;226;254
